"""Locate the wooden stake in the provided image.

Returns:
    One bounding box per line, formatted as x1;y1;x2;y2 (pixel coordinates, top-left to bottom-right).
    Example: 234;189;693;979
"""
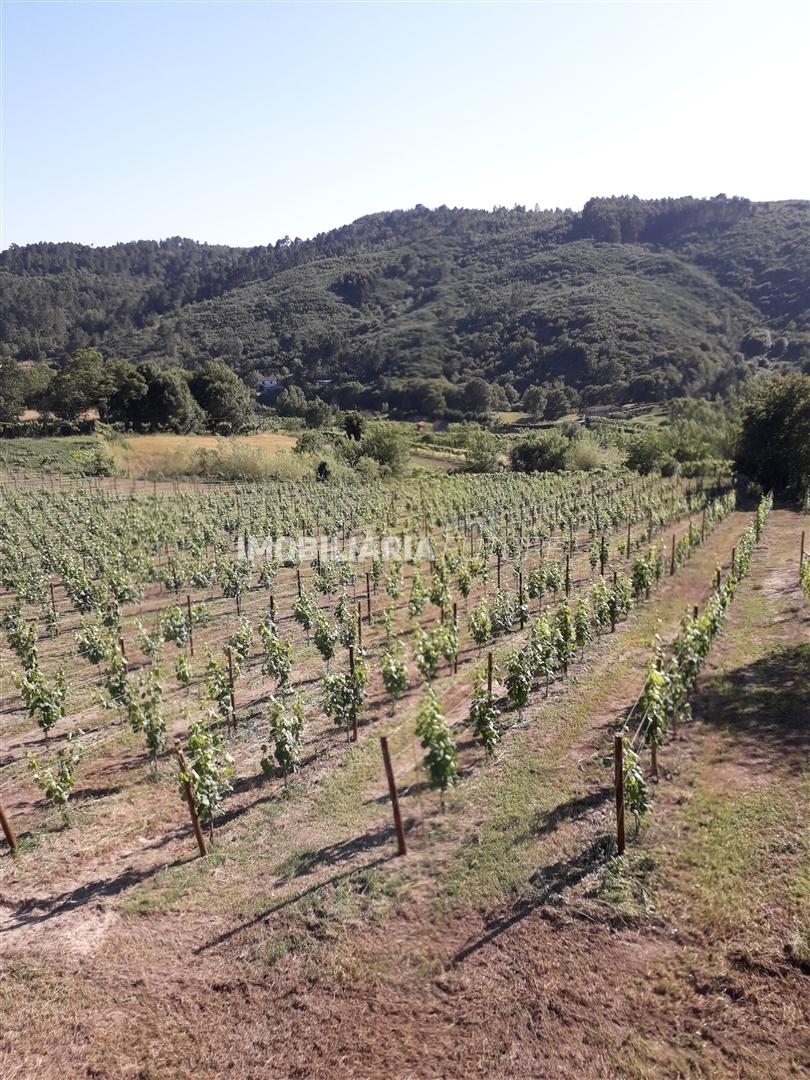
349;646;358;743
380;736;406;857
356;605;363;649
366;572;372;622
614;734;625;856
565;553;571;597
227;647;237;729
49;582;58;631
626;521;631;559
670;533;676;576
801;531;806;581
0;796;17;856
487;651;494;695
186;594;194;656
175;744;208;857
453;600;460;673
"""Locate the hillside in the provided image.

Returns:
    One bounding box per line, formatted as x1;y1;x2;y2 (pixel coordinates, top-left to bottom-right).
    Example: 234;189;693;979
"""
2;196;809;405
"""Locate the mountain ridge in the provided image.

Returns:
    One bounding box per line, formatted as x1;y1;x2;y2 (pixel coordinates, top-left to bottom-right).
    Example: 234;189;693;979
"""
2;196;808;407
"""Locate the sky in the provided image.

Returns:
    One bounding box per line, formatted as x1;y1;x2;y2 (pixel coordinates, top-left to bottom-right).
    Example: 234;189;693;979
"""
1;0;809;249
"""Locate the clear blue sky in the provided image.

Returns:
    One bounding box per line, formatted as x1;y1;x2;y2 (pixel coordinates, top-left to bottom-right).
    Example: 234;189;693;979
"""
2;1;808;248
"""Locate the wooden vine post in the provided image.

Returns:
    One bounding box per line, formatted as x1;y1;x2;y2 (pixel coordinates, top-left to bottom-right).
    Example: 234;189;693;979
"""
186;594;194;656
366;572;372;622
49;582;58;632
349;646;358;743
453;602;459;674
380;736;407;857
565;553;571;597
614;734;626;856
670;533;676;576
800;531;806;581
487;650;494;695
226;647;237;729
356;605;363;648
175;743;208;858
0;796;17;856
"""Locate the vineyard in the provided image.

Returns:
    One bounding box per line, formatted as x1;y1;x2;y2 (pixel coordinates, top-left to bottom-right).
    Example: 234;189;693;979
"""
0;465;807;1079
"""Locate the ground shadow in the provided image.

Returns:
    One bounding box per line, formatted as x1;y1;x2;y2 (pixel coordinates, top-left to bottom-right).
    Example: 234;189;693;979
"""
452;834;613;965
693;643;810;771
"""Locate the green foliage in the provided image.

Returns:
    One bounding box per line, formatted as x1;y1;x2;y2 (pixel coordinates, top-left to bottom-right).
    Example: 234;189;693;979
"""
2;200;807;409
27;730;83;823
261;695;304;779
511;431;569;474
736;374;810;500
415;688;458;794
259;616;292;688
14;663;68;736
179;718;234;827
381;647;409;704
468;676;500;755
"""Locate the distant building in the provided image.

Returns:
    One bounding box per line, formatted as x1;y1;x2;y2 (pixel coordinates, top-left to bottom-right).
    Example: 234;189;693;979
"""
257;378;283;396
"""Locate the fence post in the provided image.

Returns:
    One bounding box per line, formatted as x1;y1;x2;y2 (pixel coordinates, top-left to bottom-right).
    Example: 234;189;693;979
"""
0;796;17;856
186;594;194;656
175;744;208;858
801;531;806;581
227;647;237;729
380;736;407;857
349;646;358;743
453;602;459;674
614;734;626;856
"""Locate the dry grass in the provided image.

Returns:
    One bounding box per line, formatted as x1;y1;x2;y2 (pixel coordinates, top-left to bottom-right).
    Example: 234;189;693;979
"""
112;432;297;478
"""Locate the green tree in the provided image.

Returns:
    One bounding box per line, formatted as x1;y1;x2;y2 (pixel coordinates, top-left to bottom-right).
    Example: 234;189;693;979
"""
46;348;115;421
189;361;255;434
510;430;568;473
521;384;547;418
736;374;810;500
461;377;492;416
134;362;205;433
0;356;26;423
464;429;499;473
359;422;409;474
344;411;366;440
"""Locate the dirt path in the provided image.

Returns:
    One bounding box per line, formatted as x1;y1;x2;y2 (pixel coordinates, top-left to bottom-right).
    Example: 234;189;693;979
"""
1;508;807;1078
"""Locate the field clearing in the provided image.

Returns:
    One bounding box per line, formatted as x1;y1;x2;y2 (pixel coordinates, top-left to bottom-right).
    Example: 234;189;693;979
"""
112;431;298;476
0;468;806;1078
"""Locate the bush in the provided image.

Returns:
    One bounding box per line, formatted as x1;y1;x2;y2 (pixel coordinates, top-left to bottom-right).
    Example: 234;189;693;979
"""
511;430;568;473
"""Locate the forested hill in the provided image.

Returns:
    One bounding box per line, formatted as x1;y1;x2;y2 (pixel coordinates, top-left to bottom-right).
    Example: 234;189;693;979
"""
2;195;809;406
